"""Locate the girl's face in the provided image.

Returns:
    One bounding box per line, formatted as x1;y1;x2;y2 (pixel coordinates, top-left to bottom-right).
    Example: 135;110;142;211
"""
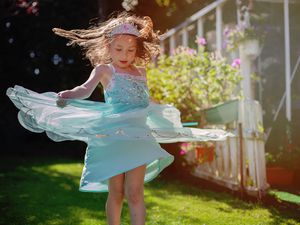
109;34;137;69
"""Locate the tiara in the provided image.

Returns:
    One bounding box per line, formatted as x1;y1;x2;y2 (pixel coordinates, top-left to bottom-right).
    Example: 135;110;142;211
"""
109;23;140;37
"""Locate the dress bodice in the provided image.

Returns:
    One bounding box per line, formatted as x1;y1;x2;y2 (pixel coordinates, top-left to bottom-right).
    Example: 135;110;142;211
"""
103;64;150;108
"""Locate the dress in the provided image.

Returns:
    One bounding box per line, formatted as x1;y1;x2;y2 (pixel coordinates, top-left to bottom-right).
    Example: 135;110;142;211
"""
6;64;234;193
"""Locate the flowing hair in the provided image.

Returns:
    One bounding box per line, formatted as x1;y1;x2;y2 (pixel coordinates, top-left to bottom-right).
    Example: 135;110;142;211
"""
52;11;161;67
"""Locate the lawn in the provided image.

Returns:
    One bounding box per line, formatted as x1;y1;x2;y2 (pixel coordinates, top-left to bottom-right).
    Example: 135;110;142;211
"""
0;155;299;225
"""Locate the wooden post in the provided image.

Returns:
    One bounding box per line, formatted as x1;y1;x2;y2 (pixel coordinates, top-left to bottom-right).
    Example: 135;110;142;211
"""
197;18;204;52
216;4;223;52
238;122;244;198
170;35;176;55
160;41;165;55
182;28;188;47
284;0;291;123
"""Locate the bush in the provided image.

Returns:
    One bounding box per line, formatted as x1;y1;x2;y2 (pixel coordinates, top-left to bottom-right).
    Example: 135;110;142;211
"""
146;41;242;125
266;146;300;170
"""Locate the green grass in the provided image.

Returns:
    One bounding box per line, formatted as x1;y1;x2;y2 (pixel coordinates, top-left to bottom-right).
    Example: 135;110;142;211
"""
0;155;299;225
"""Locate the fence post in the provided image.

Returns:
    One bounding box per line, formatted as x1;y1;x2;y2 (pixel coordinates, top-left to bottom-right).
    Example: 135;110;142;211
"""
238;122;244;198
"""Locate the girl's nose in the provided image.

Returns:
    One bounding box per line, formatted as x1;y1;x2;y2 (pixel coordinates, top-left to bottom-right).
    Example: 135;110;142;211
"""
120;51;127;58
121;51;130;59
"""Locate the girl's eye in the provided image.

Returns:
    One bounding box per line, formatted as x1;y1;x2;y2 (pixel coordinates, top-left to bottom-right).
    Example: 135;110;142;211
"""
115;48;135;52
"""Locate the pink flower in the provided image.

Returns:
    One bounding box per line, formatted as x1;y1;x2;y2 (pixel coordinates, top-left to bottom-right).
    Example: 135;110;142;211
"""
223;27;230;36
179;149;186;155
187;48;196;55
231;58;241;68
196;37;207;46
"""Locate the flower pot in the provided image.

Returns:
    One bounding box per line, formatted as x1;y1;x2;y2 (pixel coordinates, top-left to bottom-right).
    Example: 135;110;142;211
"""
240;39;261;60
195;145;215;163
266;167;294;187
293;167;300;188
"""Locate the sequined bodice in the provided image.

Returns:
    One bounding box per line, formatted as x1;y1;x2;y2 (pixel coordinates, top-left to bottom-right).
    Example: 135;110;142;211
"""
104;65;150;108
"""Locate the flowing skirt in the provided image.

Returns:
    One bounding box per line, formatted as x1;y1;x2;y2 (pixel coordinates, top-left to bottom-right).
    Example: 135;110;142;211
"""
6;85;234;192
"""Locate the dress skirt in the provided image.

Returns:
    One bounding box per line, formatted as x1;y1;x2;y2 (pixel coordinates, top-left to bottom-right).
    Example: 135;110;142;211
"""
6;85;234;192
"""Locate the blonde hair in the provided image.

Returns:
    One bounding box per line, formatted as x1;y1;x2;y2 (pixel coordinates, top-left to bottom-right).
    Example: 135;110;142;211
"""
52;11;161;67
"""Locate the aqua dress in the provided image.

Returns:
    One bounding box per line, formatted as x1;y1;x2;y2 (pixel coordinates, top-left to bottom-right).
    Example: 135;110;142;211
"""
6;64;234;193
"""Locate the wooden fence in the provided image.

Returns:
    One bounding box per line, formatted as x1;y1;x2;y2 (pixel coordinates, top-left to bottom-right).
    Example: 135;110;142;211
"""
185;99;269;198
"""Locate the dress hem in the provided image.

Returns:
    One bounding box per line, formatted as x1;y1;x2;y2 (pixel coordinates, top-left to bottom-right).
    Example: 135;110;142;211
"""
78;154;174;193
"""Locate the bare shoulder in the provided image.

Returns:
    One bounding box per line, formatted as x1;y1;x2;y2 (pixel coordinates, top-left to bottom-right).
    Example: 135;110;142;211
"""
95;64;112;75
94;64;112;80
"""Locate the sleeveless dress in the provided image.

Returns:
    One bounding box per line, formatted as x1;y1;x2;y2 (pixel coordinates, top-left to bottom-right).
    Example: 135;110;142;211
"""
6;64;234;193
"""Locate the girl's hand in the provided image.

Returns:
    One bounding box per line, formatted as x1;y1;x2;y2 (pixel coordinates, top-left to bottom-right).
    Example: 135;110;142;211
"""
56;97;68;108
57;90;72;98
56;90;71;108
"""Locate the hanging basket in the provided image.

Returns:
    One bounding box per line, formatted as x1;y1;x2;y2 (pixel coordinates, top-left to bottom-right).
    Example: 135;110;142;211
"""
240;39;262;60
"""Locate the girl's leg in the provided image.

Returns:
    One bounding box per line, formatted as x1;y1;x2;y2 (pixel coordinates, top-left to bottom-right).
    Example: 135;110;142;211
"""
124;164;147;225
106;173;125;225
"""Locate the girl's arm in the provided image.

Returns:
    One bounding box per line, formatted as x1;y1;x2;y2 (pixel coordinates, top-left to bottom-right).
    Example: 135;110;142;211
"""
57;65;106;99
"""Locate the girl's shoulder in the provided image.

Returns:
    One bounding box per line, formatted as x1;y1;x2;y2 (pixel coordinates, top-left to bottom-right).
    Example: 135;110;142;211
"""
135;66;146;78
94;64;113;78
95;64;112;74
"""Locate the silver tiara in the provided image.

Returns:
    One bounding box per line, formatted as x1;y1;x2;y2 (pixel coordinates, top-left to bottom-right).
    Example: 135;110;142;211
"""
109;23;140;37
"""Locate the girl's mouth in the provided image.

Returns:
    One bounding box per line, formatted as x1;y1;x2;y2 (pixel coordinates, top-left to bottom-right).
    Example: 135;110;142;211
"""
120;60;128;64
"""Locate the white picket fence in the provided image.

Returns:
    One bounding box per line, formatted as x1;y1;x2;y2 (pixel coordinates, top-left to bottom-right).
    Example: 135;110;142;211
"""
185;99;269;198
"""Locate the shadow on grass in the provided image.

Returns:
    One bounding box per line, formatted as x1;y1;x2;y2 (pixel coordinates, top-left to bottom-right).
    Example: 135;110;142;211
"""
0;155;108;225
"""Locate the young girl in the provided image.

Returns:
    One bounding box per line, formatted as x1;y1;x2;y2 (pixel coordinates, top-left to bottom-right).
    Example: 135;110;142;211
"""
6;12;233;225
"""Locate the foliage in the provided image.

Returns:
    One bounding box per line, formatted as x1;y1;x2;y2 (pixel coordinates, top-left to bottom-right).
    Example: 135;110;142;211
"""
224;0;267;52
160;143;197;177
266;146;300;169
146;41;242;125
224;25;266;52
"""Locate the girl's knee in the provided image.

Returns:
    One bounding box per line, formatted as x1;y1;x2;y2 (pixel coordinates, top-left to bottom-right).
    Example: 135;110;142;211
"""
125;187;144;204
108;190;125;202
108;173;125;201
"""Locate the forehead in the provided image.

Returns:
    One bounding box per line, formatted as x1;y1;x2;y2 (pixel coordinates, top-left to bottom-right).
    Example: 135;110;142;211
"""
111;34;137;47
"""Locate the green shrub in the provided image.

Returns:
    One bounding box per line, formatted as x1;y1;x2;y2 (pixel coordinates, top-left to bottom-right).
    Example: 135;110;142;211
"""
147;43;242;125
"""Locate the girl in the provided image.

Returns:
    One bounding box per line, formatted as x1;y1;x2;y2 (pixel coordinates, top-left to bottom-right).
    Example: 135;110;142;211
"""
6;12;233;225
